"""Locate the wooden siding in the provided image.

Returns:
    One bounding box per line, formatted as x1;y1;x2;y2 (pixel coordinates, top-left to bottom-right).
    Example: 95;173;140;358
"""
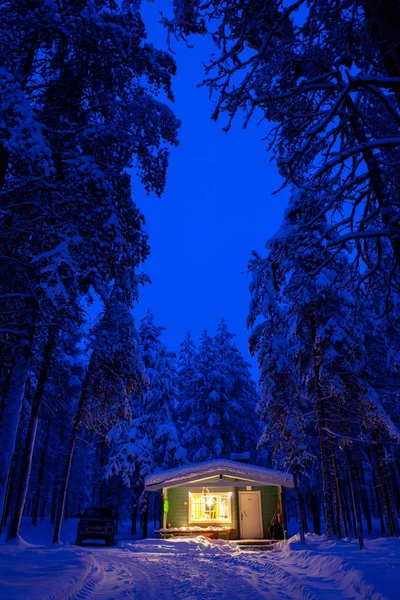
165;483;280;539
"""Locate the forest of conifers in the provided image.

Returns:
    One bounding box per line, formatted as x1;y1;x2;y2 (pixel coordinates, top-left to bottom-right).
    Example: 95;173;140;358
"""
1;0;400;548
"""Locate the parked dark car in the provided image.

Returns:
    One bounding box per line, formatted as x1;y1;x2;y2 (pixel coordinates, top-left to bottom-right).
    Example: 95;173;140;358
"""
76;507;116;546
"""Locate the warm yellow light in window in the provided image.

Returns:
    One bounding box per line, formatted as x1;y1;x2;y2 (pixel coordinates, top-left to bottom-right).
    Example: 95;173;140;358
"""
189;493;231;522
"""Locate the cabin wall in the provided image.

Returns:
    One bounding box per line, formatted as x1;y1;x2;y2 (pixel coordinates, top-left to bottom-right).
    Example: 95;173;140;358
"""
165;484;281;539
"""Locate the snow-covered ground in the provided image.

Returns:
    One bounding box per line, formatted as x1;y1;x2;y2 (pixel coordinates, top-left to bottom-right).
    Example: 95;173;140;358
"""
1;519;399;599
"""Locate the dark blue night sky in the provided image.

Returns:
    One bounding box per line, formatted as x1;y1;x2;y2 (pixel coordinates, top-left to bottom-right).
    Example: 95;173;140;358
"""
135;2;288;367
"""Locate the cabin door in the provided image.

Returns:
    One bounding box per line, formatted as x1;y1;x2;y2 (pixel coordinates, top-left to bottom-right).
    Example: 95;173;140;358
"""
239;491;263;539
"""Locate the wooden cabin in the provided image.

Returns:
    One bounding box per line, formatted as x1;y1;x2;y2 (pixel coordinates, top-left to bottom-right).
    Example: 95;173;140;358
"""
144;459;294;540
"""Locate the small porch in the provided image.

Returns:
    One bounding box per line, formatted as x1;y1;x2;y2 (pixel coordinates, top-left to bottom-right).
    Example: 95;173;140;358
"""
145;459;294;542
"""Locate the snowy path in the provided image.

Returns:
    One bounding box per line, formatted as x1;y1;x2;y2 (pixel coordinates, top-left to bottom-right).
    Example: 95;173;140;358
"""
72;544;271;600
68;539;373;600
1;534;399;599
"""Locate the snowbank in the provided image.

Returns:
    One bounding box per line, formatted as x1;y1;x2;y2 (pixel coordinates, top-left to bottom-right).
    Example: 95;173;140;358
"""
272;533;400;599
0;543;97;600
123;535;238;556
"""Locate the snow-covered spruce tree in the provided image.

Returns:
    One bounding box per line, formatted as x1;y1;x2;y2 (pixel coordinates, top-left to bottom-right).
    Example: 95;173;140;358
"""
177;330;198;424
1;0;179;537
168;0;400;281
181;330;231;462
106;312;186;517
249;320;311;544
214;319;261;456
249;189;400;540
52;290;144;543
181;324;260;462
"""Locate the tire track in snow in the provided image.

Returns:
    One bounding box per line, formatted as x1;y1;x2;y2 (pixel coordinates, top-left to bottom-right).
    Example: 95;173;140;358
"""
70;549;158;600
67;561;104;600
69;543;354;600
70;546;270;600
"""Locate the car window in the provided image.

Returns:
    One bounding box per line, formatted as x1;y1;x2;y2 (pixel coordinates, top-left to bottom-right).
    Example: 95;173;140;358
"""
83;507;113;518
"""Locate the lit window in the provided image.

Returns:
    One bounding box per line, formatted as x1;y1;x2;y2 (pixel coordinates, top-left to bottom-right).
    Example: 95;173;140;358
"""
189;492;231;522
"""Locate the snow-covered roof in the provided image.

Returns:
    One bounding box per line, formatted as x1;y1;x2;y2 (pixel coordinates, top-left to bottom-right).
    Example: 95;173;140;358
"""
145;459;294;491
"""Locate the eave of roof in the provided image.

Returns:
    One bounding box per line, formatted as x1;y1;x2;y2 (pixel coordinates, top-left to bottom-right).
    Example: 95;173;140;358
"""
144;459;294;491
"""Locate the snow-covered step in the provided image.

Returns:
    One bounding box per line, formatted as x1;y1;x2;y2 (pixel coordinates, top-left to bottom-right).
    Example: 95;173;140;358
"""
236;539;279;552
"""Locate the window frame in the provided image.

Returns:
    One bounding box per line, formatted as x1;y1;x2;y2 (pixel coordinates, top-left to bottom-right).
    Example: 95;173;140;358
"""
188;491;232;524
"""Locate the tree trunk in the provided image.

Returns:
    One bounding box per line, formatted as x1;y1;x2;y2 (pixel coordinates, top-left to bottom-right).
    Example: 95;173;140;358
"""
383;460;400;536
390;463;400;517
354;474;364;535
310;491;321;535
372;464;386;535
39;485;47;521
360;466;373;535
0;451;16;536
131;502;137;535
32;412;52;526
52;362;93;543
142;499;149;540
341;484;354;535
300;489;308;534
310;313;335;538
0;337;34;520
293;469;305;543
374;444;394;536
52;416;79;543
0;146;10;188
92;444;101;505
344;447;364;550
50;470;59;526
329;437;348;538
7;332;56;540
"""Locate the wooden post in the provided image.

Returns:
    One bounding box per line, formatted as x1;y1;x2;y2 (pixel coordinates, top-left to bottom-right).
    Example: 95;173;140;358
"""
153;493;158;529
162;490;166;529
280;487;288;541
235;488;241;540
142;501;148;539
158;491;163;530
131;500;137;535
